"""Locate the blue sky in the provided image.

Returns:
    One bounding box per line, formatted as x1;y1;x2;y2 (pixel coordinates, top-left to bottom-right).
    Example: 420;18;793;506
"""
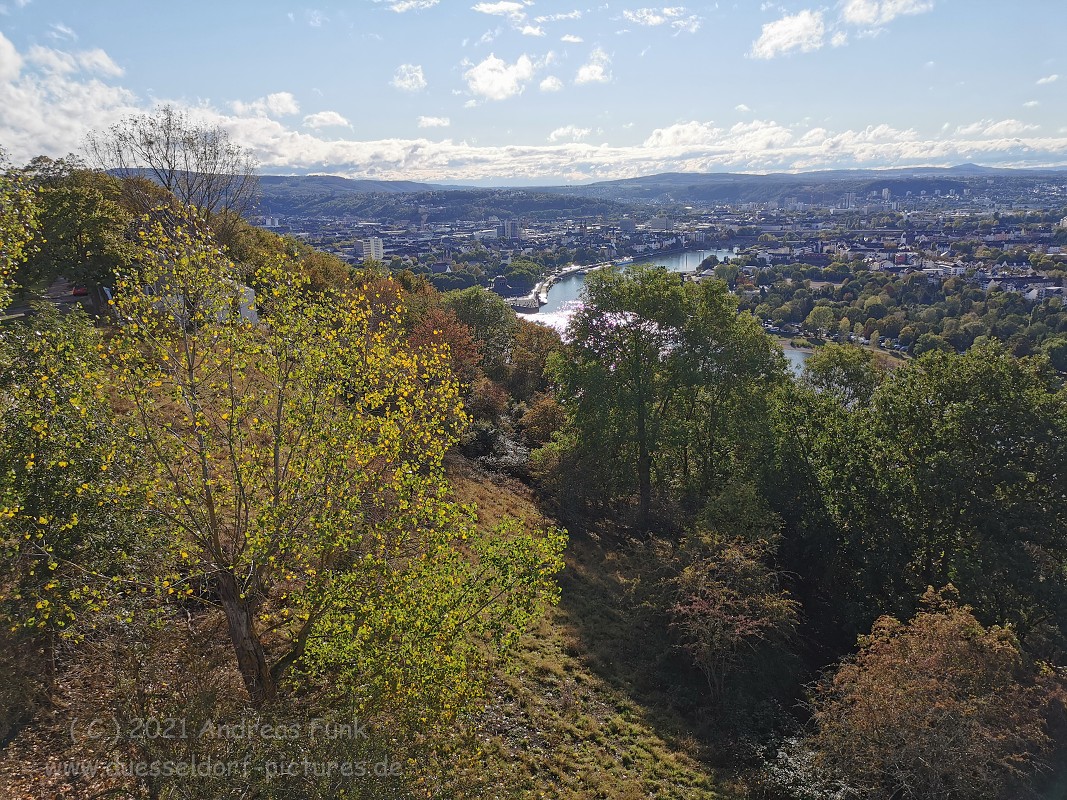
1;0;1065;184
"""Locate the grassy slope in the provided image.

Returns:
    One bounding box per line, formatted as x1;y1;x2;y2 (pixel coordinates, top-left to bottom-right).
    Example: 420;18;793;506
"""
0;456;732;799
448;456;735;799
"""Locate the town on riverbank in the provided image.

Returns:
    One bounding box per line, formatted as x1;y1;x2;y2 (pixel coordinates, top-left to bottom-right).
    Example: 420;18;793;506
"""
256;175;1067;365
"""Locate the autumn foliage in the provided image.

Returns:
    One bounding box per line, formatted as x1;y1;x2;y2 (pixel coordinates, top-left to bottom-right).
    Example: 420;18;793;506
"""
809;588;1062;800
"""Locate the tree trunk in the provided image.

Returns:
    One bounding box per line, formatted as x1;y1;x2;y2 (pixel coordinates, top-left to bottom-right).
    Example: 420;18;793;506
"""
636;400;652;531
216;571;276;706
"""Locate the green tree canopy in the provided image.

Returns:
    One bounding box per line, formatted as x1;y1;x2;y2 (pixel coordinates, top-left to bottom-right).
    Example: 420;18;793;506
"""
18;157;135;308
548;265;785;529
803;343;881;407
441;285;518;382
812;344;1067;640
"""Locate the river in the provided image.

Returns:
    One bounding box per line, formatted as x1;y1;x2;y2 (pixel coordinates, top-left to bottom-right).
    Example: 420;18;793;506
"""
530;248;809;376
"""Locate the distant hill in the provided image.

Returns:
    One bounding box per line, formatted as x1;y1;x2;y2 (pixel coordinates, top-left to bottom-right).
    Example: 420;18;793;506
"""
256;178;631;221
259;174;439;195
257;174;442;215
527;165;1067;206
253;165;1067;217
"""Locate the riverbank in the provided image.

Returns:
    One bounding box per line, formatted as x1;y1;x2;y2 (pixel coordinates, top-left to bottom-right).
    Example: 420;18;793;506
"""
512;247;739;315
777;336;909;371
777;337;817;352
509;261;612;313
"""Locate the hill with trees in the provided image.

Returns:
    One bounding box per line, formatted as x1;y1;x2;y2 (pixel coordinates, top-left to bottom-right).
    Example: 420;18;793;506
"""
2;117;1067;800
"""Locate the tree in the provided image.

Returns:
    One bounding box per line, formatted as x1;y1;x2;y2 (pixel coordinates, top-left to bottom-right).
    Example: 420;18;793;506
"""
667;533;799;700
507;318;563;402
0;150;38;308
18;157;135;309
85;105;258;241
408;303;482;386
814;344;1067;640
109;216;564;712
1;306;147;637
912;331;953;355
555;265;690;527
440;286;517;382
803;343;881;407
713;261;740;287
550;265;784;529
809;588;1059;800
1041;337;1067;372
803;306;835;336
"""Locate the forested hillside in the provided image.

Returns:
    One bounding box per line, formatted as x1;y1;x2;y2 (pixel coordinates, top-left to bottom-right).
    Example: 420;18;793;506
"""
2;117;1067;800
257;180;630;222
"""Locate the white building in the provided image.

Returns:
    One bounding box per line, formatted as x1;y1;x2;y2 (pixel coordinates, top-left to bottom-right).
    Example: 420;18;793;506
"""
361;237;384;261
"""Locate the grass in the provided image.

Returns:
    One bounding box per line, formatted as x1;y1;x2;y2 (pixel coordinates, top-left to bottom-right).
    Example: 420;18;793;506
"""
447;455;737;799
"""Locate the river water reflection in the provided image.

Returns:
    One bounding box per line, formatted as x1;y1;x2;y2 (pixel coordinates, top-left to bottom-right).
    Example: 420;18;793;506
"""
530;248;809;376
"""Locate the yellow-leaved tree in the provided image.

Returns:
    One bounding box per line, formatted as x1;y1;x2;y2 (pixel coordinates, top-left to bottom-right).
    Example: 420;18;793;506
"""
108;213;565;718
0;150;39;309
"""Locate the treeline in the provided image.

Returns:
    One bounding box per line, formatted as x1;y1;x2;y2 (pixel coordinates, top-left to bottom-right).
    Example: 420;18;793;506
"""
526;264;1067;798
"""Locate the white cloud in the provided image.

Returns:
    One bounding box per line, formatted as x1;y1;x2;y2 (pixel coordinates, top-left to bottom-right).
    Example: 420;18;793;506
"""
749;10;825;59
27;45;123;77
0;31;22;82
623;7;678;25
303;110;350;129
622;6;701;33
391;63;427;92
671;16;701;34
305;9;326;26
521;24;545;36
0;46;141;164
575;47;612;84
1037;74;1059;85
548;124;591;142
268;93;301;116
831;30;848;47
561;33;583;43
535;10;582;23
3;32;1067;186
840;0;933;27
232;91;300;117
471;1;526;21
1024;100;1040;109
735;103;751;113
380;0;439;10
464;53;536;100
77;48;124;77
128;119;1067;182
47;22;76;41
540;75;563;92
956;118;1038;138
417;115;450;128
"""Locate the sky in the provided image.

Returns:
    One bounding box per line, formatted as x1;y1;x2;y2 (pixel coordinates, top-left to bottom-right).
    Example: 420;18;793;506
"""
1;0;1066;184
